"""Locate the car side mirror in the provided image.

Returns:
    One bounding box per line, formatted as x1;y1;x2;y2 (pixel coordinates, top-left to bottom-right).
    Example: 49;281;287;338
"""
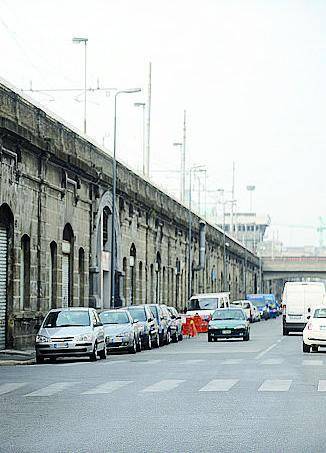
94;322;103;327
307;315;311;320
177;316;181;320
148;317;153;322
133;319;139;324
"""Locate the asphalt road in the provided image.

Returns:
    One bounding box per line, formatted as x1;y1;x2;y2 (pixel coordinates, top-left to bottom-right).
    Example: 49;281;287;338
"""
1;317;326;453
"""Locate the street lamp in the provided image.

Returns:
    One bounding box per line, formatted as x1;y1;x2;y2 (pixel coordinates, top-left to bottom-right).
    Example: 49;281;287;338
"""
134;102;146;176
173;142;184;202
72;37;88;134
110;88;141;308
188;165;205;299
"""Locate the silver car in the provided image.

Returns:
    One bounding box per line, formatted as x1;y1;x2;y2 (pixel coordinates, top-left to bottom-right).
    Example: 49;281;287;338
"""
100;309;141;354
35;307;106;363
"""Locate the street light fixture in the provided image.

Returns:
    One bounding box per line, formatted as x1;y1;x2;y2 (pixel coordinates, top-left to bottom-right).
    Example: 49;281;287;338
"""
72;37;88;134
188;165;205;299
110;88;141;308
134;102;146;176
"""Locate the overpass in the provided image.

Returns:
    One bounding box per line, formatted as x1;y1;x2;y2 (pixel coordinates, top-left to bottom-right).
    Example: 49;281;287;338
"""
262;256;326;300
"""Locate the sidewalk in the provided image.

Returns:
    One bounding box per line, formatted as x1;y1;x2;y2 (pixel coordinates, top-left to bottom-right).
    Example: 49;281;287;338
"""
0;349;35;366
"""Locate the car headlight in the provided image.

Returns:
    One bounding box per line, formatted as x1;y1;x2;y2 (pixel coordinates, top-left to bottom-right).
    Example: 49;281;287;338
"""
75;334;93;342
234;325;246;329
36;335;50;343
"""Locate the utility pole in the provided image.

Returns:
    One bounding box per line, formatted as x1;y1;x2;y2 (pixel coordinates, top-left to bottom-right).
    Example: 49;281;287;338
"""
145;62;152;178
230;161;235;236
182;110;186;204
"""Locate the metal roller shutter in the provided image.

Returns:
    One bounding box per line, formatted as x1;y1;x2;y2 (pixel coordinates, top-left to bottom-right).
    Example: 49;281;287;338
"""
0;226;7;349
62;254;69;308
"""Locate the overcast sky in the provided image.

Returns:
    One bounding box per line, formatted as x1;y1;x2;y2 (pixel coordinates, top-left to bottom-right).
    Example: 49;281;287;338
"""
0;0;325;246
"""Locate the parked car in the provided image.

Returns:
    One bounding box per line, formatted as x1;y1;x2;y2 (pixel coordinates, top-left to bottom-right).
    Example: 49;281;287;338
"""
149;304;172;345
303;306;326;352
35;307;106;363
100;309;141;354
208;308;250;342
126;305;160;349
167;306;183;342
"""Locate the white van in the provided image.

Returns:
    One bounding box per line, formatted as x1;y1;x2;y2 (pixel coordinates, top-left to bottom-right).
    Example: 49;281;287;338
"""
186;292;230;320
282;282;326;335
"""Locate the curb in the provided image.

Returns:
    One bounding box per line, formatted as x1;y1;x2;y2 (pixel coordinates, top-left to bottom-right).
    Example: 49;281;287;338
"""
0;359;35;366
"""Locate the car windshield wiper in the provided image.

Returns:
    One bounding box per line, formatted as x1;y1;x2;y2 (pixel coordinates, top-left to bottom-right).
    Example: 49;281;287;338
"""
57;324;89;327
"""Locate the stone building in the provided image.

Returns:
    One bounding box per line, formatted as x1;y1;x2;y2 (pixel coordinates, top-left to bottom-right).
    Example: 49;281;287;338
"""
0;79;259;349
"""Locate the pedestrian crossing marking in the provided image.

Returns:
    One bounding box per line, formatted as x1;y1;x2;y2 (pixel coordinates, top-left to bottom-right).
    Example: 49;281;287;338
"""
25;382;77;397
258;379;292;392
318;380;326;392
303;360;323;367
261;359;284;365
141;379;185;393
0;383;27;395
82;381;133;395
199;379;239;392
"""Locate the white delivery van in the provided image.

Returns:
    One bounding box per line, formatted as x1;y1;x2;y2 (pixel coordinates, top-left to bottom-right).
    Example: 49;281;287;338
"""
186;292;230;320
282;282;326;335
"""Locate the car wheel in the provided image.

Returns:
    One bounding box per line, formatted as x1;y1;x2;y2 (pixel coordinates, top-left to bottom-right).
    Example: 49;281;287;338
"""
208;334;213;342
283;327;288;336
312;345;318;353
178;333;183;341
35;355;44;364
98;344;107;360
303;341;310;353
136;337;142;352
129;338;137;354
147;335;152;350
90;342;98;361
165;331;171;345
243;332;250;341
49;357;57;363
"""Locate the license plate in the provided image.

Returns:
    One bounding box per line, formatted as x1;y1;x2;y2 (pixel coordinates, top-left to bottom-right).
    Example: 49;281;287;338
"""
53;342;69;349
222;330;231;334
289;315;301;319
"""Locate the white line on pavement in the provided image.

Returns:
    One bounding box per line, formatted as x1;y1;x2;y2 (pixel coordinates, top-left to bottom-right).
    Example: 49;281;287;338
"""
261;359;284;365
142;379;185;393
0;383;27;395
25;382;78;397
221;359;243;365
318;380;326;392
255;338;284;360
199;379;239;392
258;379;292;392
82;381;133;395
303;360;323;366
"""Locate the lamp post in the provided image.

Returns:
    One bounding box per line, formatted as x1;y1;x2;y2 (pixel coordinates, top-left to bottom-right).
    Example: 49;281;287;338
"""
72;37;88;134
134;102;146;176
188;165;205;299
110;88;141;308
173;142;184;202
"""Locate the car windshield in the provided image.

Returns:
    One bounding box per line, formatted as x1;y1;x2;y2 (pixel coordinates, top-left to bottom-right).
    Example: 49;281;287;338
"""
128;307;147;322
314;309;326;319
187;298;217;310
251;301;266;309
100;311;130;324
212;309;245;321
43;311;90;327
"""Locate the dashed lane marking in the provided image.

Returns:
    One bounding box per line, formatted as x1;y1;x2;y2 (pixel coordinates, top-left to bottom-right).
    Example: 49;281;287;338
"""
258;379;292;392
261;359;284;365
25;382;78;397
303;360;323;367
318;380;326;392
199;379;239;392
0;383;27;395
82;381;133;395
221;359;243;365
141;379;185;393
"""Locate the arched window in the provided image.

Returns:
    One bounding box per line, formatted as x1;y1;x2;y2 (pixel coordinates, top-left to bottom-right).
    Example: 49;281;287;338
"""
78;248;85;307
62;224;74;307
20;235;31;309
129;244;136;305
49;241;57;309
102;207;111;251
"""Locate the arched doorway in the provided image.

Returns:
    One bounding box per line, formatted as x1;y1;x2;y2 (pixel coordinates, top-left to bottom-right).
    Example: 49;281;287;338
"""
0;204;14;349
62;224;74;307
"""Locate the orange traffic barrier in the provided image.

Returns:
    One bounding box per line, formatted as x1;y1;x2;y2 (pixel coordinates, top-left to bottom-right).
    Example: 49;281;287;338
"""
182;316;197;337
193;314;209;333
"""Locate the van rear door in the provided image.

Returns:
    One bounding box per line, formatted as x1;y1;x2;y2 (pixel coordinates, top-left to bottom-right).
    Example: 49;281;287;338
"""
286;286;305;325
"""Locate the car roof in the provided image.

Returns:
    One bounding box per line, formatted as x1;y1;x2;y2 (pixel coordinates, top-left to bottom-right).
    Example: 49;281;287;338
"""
191;292;230;299
48;307;92;312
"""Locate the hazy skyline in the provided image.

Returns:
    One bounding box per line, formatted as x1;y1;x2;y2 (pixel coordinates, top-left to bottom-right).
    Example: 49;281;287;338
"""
0;0;325;246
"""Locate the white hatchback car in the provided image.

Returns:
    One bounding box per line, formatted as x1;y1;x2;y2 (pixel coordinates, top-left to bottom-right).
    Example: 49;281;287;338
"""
303;307;326;353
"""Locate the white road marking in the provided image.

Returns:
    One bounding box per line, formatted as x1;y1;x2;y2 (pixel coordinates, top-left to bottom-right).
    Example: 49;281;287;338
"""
303;360;323;366
179;359;206;364
255;338;284;360
142;379;185;393
25;382;77;397
258;379;292;392
318;380;326;392
55;362;90;367
221;359;243;365
199;379;239;392
0;383;27;395
261;359;284;365
82;381;133;395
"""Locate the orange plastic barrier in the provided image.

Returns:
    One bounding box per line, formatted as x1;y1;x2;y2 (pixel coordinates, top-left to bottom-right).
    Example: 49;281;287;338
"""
182;316;197;337
193;314;209;333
